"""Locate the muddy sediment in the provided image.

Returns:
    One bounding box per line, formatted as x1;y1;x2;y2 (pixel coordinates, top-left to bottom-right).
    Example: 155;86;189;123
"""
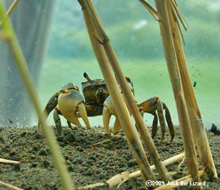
0;126;219;190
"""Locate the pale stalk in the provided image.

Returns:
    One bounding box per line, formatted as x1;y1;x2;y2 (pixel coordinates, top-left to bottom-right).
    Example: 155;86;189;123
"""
167;0;217;179
154;0;201;187
129;152;184;179
0;1;74;190
154;171;203;190
0;158;20;164
79;0;157;188
0;180;23;190
139;0;159;20
81;0;172;183
78;152;185;189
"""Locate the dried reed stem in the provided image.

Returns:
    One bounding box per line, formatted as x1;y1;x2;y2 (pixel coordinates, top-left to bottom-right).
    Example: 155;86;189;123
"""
129;152;184;180
0;0;20;30
154;0;201;187
154;171;203;190
0;1;74;190
167;0;217;180
79;0;158;188
80;0;173;184
0;180;23;190
77;183;106;190
139;0;159;20
0;158;20;164
77;152;185;189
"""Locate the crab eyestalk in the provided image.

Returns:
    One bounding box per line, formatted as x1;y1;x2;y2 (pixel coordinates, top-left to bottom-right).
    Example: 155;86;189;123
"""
83;72;92;82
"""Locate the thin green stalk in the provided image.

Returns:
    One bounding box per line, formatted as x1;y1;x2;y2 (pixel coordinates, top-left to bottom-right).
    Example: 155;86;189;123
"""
0;0;20;30
0;1;74;190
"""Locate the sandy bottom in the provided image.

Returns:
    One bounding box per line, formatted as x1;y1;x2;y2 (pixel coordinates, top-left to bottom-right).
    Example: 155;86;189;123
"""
0;125;219;190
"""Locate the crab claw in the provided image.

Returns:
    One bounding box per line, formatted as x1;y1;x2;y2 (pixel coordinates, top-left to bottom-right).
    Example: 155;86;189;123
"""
58;89;91;130
103;95;125;135
103;106;111;135
103;96;115;135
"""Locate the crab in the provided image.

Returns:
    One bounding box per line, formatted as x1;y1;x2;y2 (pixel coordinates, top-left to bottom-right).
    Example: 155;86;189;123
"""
38;72;175;144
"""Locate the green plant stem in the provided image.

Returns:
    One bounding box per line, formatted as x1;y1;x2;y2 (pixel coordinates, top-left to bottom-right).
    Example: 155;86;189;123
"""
0;0;20;30
0;1;74;190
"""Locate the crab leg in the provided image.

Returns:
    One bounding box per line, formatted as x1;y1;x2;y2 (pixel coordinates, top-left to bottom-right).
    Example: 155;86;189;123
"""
156;99;166;145
138;96;175;144
151;111;158;138
77;103;91;130
53;108;62;136
38;92;59;130
138;97;159;139
103;106;112;135
67;121;73;129
71;116;85;130
164;104;175;144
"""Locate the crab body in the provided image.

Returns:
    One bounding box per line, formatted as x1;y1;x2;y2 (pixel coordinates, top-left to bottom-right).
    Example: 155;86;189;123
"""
81;78;109;116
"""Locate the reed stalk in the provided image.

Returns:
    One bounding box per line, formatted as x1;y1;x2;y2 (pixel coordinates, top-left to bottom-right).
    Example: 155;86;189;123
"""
79;0;158;188
0;158;20;164
78;152;185;189
139;0;159;20
166;0;217;180
79;0;173;184
153;0;201;187
154;171;203;190
0;1;74;189
0;180;23;190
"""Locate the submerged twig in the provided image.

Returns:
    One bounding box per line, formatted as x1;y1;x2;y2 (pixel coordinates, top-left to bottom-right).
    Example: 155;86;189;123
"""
177;157;186;173
0;180;23;190
0;158;20;164
77;152;185;189
154;171;203;190
90;139;112;147
128;152;184;181
77;183;106;190
90;134;126;147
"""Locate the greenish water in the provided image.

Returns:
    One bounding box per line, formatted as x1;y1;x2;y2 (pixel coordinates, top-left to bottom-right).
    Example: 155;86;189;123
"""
38;58;220;129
